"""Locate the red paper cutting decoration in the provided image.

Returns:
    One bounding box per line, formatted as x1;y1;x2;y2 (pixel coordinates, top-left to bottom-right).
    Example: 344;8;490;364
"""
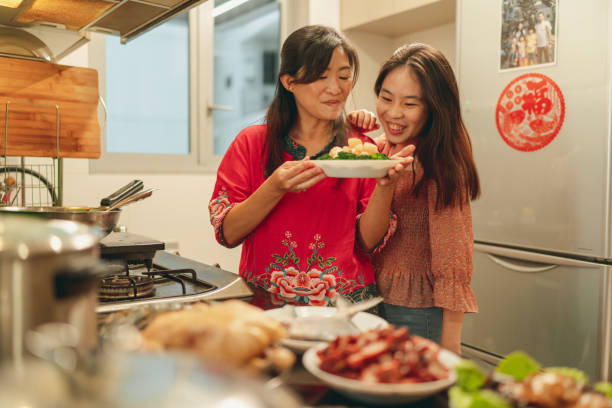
495;73;565;152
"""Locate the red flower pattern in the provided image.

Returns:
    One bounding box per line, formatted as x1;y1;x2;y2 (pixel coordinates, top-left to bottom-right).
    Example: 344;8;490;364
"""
269;267;338;306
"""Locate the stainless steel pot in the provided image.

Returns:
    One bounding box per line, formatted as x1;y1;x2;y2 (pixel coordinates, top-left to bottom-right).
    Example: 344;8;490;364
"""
0;215;102;362
0;180;155;237
0;206;121;236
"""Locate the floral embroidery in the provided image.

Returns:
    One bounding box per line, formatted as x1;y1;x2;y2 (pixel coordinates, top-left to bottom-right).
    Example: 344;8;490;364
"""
356;212;398;255
246;232;377;306
283;134;337;160
208;187;230;222
270;267;337;306
208;187;237;247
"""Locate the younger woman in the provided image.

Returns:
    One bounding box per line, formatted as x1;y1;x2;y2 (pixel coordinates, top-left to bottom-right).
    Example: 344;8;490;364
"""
208;25;413;308
352;43;480;354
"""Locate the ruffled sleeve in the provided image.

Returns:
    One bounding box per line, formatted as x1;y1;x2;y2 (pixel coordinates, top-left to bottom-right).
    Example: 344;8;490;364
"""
208;126;261;248
356;211;397;255
427;182;478;313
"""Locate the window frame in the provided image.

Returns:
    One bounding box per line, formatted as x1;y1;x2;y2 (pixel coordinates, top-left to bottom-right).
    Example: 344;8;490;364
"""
89;2;221;174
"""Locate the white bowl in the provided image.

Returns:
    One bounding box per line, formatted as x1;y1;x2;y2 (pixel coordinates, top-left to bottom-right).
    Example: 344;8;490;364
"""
302;344;461;405
265;306;388;353
313;159;401;178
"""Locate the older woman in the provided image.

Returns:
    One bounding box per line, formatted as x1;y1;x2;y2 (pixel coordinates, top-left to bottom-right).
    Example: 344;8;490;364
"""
208;25;413;307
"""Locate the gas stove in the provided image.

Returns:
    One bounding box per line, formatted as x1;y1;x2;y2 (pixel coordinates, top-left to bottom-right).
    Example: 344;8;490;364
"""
95;232;253;314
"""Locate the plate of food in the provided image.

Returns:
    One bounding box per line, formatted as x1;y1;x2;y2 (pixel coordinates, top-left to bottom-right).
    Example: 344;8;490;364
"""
448;351;612;408
314;137;400;178
302;325;461;405
137;300;296;377
265;305;388;353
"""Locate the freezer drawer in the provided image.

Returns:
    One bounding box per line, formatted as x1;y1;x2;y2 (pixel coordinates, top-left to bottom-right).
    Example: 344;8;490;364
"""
463;244;610;381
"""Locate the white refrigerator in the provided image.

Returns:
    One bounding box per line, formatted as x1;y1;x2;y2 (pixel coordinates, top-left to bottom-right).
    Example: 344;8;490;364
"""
457;0;612;381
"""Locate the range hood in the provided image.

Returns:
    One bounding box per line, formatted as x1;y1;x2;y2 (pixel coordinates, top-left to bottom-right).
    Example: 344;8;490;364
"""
0;0;208;62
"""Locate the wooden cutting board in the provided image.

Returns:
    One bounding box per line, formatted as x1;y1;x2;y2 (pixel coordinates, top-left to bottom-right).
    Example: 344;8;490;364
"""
0;56;101;158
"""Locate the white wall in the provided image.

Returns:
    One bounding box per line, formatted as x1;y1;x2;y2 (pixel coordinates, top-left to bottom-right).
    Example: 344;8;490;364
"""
393;22;456;69
344;30;395;116
58;1;455;274
309;0;340;30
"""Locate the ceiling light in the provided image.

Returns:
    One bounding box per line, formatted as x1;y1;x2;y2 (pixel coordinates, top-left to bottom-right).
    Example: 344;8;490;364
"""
212;0;251;18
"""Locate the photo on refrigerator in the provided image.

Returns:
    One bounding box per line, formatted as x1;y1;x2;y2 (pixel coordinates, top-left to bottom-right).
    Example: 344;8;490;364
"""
500;0;558;71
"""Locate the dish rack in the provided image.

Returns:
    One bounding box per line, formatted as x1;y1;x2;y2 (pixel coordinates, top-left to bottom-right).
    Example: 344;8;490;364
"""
1;101;61;207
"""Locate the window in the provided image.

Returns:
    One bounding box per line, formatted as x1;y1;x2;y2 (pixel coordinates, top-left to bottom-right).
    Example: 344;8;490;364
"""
105;14;189;155
212;0;280;155
89;0;281;174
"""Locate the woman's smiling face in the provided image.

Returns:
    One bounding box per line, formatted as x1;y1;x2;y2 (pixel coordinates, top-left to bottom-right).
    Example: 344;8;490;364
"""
286;47;354;122
376;66;428;146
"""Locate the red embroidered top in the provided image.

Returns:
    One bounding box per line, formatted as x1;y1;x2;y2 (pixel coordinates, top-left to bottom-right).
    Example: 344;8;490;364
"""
372;162;478;313
209;125;396;307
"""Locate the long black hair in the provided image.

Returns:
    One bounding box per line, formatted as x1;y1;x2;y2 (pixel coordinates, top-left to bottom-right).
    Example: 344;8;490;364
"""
264;25;359;177
374;43;480;209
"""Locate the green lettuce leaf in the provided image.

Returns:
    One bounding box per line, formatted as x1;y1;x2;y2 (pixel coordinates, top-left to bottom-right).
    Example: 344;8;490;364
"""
594;382;612;398
495;351;541;381
317;151;390;160
455;360;487;392
337;152;358;160
448;386;512;408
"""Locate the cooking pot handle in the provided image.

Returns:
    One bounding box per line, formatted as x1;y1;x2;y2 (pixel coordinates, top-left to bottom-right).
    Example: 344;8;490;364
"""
100;179;143;207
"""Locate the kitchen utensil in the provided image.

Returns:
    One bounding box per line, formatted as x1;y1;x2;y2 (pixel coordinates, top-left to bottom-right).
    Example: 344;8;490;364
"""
0;180;155;236
100;179;143;206
0;56;100;158
0;215;102;362
0;166;58;204
106;187;157;211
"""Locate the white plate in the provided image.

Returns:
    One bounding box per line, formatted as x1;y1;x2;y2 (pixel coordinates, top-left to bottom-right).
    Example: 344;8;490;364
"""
303;344;461;405
313;159;401;178
265;306;388;353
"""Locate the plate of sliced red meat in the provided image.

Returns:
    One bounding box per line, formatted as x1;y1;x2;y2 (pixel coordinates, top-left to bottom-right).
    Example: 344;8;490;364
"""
302;325;461;404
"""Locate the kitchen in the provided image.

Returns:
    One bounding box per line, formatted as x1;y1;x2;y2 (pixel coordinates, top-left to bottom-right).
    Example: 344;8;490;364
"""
1;0;611;406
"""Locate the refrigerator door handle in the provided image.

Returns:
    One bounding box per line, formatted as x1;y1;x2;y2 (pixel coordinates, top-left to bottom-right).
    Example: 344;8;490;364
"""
486;253;557;273
474;241;601;272
474;243;602;269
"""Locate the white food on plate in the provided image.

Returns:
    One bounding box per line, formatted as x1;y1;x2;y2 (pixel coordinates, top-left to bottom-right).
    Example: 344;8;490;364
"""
264;306;388;353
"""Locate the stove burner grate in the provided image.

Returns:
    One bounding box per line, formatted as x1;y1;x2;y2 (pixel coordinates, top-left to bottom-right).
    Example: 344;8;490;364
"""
98;268;203;302
99;275;155;301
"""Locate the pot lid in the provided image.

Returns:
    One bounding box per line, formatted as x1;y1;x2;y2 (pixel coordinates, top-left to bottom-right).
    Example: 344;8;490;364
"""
0;215;99;260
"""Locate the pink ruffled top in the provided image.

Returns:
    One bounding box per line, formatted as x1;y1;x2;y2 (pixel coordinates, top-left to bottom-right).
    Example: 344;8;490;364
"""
372;162;478;313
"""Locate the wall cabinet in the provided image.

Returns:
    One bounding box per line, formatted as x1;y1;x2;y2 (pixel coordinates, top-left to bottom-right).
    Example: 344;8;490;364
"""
340;0;455;36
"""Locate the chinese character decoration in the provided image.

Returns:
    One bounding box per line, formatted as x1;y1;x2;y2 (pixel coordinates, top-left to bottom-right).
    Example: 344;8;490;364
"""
496;73;565;152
